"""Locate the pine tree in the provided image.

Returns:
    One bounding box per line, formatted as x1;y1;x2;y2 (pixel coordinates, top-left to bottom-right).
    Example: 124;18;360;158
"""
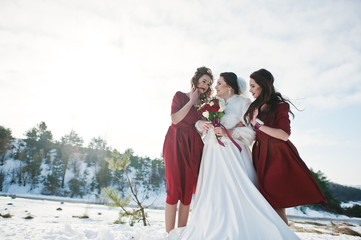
24;122;53;155
95;160;112;194
42;153;64;195
343;205;361;218
68;176;87;197
310;169;343;214
0;169;5;191
87;137;112;194
24;127;38;154
101;187;132;224
102;149;149;226
25;151;43;188
13;147;29;186
151;158;166;191
37;122;53;153
0;126;13;165
60;130;83;188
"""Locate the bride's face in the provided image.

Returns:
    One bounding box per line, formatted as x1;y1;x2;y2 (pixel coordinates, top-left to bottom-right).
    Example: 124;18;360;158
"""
196;74;212;94
249;78;262;99
215;76;231;99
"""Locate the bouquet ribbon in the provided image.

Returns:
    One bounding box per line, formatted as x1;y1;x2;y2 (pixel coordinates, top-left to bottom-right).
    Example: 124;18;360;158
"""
213;118;242;153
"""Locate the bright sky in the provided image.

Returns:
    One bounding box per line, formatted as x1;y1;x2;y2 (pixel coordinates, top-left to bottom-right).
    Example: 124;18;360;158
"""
1;0;360;186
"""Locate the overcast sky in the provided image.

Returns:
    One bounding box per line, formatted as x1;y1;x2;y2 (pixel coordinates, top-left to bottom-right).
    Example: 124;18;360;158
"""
1;0;360;186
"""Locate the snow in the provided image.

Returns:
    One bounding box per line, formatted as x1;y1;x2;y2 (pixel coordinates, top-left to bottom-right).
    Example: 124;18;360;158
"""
0;155;167;207
342;201;361;208
296;233;360;240
1;195;360;240
287;206;355;220
1;195;167;240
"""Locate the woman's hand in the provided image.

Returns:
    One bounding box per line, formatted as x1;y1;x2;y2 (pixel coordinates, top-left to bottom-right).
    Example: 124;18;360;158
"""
198;120;213;131
189;88;200;104
236;121;245;127
214;127;226;136
250;109;259;126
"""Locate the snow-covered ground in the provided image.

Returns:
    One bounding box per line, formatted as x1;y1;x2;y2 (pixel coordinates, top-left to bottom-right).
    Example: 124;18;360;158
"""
1;195;360;240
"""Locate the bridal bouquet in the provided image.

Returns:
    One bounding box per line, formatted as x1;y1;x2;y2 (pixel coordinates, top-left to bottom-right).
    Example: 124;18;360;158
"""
197;97;242;152
197;97;226;122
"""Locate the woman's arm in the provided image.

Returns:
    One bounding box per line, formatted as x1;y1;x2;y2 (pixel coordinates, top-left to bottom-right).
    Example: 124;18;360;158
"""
256;125;289;141
251;106;290;141
171;101;195;125
171;89;200;125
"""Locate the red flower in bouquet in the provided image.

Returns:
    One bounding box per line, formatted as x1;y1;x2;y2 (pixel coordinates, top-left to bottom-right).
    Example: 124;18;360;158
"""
197;97;226;122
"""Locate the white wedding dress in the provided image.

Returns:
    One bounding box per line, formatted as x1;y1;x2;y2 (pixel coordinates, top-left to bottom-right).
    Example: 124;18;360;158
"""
168;95;300;240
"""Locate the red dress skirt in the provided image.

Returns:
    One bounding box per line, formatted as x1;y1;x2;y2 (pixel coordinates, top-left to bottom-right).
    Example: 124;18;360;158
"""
163;91;204;205
252;103;327;209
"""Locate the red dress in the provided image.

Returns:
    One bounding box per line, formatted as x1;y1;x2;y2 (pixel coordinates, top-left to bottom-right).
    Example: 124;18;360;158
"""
252;103;327;209
163;91;204;205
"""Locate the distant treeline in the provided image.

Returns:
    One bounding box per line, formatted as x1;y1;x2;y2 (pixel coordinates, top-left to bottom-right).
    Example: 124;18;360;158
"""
0;122;165;198
311;170;361;217
328;182;361;202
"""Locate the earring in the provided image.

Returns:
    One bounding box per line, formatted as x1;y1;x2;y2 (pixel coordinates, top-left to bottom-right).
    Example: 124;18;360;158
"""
228;89;231;95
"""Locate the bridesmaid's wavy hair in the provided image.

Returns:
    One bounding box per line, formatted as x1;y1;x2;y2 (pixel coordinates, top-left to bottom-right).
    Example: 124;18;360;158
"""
190;66;214;101
220;72;240;95
244;68;295;124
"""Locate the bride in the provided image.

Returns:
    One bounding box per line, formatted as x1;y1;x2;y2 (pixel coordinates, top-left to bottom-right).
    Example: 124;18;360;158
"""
168;72;299;240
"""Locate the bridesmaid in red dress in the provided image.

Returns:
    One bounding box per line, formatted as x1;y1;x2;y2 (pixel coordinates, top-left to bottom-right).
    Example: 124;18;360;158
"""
163;66;213;233
244;68;327;224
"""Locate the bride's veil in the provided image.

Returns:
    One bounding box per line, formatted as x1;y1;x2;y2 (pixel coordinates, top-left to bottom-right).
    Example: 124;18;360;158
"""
237;77;251;99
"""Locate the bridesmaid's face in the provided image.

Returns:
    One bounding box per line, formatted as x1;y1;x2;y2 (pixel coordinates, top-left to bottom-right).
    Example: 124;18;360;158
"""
196;74;212;94
215;76;231;99
249;78;262;99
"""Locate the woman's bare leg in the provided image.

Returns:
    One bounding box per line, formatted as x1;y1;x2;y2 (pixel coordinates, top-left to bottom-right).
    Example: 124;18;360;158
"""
165;203;177;233
275;208;288;225
177;202;191;228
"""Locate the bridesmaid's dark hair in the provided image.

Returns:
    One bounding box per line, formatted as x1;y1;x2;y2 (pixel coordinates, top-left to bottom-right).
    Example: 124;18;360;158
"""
191;66;214;101
220;72;240;95
244;68;295;123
